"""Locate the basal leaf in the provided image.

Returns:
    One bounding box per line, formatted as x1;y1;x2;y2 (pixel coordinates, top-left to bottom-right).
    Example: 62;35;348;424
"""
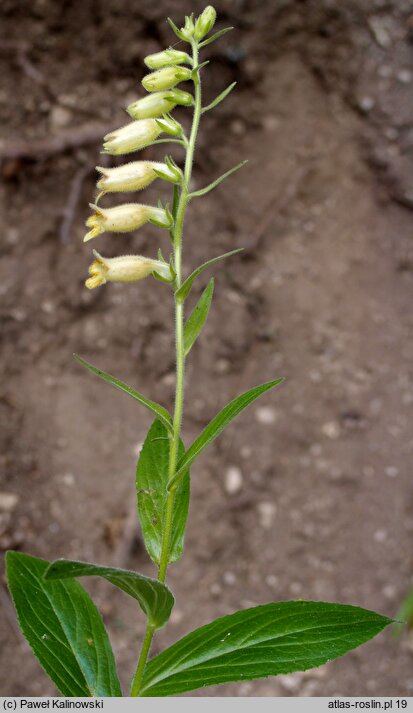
176;249;243;302
74;354;173;435
44;559;174;629
140;600;392;696
136;419;190;566
6;551;121;697
168;379;284;489
183;278;214;356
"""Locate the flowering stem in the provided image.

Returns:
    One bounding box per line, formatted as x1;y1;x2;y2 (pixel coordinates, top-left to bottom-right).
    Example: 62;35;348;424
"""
130;38;202;698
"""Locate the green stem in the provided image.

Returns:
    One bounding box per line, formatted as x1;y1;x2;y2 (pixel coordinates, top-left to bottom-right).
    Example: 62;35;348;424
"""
130;38;202;697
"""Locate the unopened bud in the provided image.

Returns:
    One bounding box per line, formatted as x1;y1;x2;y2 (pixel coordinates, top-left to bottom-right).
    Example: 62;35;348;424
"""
96;161;179;194
102;119;161;155
144;49;191;70
180;14;195;41
142;66;192;93
84;203;171;241
194;6;217;40
86;250;172;289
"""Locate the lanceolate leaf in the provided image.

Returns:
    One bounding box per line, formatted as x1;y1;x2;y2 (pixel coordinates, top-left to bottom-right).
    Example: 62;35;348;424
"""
183;278;214;356
140;600;392;696
199;26;234;48
6;552;121;697
44;560;174;629
176;248;243;302
136;419;190;566
168;379;284;489
74;354;173;435
201;81;237;113
189;161;247;199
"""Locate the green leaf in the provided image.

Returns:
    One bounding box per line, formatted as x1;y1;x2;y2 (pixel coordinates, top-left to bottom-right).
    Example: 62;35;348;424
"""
176;248;243;302
189;161;247;199
168;379;284;490
140;600;392;696
201;82;237;113
183;278;214;356
136;419;190;566
6;551;121;697
44;560;174;629
167;17;188;42
198;26;234;48
74;354;173;435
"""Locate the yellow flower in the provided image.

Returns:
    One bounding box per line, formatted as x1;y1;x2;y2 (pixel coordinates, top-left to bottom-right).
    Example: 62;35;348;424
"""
85;251;172;289
127;89;193;120
84;203;171;242
102;119;161;155
144;48;191;70
96;161;180;194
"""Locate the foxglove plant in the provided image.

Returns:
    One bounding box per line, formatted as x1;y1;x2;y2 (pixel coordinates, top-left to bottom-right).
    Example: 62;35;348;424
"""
7;7;392;698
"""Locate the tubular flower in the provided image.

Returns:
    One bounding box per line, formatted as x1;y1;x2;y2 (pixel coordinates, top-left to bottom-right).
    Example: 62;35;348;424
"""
127;89;193;120
85;250;172;289
96;161;179;194
84;203;171;241
102;119;161;155
142;66;192;93
144;48;191;70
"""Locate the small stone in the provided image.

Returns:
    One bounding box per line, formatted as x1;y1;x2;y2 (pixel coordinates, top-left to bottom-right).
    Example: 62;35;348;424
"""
255;406;277;425
210;582;222;597
230;119;246;135
49;105;72;130
257;501;277;529
170;609;183;625
60;473;75;487
321;421;340;439
382;584;397;600
374;529;387;542
224;466;243;495
397;69;412;84
0;492;19;511
385;466;398;478
265;574;279;588
223;571;236;586
358;96;375;113
261;115;280;132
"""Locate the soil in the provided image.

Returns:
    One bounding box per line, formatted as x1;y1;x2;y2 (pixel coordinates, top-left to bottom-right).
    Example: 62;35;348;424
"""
1;0;412;697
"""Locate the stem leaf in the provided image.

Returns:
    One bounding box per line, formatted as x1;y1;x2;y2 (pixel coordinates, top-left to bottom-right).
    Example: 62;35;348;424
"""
202;82;236;113
189;160;247;199
168;379;284;490
140;601;393;696
198;26;234;48
183;278;214;356
6;551;122;697
176;248;243;302
136;419;190;566
44;559;174;629
74;354;173;435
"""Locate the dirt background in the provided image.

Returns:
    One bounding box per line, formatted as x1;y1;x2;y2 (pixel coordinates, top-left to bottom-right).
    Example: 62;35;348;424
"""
0;0;412;698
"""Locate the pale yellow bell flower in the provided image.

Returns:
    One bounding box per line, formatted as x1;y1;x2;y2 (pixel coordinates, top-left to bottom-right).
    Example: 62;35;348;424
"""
144;48;191;70
85;250;172;289
96;161;178;194
102;119;161;155
84;203;171;242
127;89;193;120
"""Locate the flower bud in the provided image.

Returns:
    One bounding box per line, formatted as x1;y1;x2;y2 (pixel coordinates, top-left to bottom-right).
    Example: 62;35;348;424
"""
86;250;172;289
180;14;195;41
142;66;192;93
127;90;193;120
155;115;183;137
96;161;179;194
194;6;217;40
84;203;171;241
144;49;191;70
102;119;161;155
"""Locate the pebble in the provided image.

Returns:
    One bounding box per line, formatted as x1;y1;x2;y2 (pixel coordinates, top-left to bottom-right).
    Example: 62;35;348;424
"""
321;421;341;439
224;466;243;495
385;466;398;478
374;529;387;543
170;609;183;625
265;574;279;589
0;492;19;512
397;69;412;84
358;96;375;113
255;406;278;425
49;105;72;130
223;571;236;586
257;501;277;529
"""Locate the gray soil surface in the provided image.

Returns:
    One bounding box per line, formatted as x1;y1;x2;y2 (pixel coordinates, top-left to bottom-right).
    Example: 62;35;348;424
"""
0;0;412;697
